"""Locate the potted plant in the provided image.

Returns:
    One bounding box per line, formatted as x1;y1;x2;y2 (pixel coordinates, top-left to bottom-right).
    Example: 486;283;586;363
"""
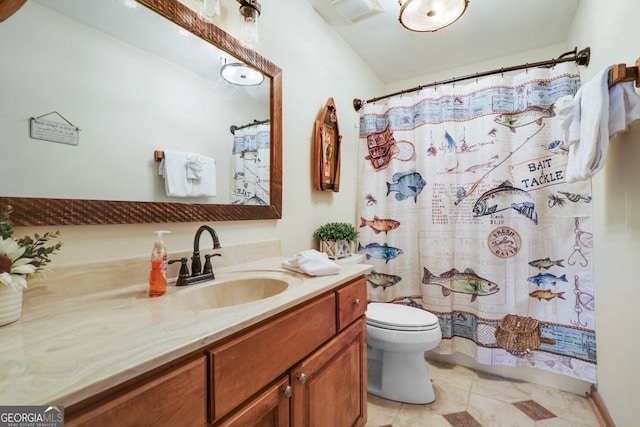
0;205;62;326
313;222;359;260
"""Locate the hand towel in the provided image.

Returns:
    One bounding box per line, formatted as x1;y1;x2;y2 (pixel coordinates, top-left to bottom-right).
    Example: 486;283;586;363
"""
282;250;342;276
558;66;640;183
159;151;216;197
158;150;190;197
188;154;217;197
186;154;205;180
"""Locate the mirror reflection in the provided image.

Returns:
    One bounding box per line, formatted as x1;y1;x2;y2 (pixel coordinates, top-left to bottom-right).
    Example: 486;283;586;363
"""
0;0;281;225
0;0;270;206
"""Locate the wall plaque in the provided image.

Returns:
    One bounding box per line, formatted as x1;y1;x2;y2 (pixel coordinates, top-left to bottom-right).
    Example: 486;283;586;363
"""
29;112;79;146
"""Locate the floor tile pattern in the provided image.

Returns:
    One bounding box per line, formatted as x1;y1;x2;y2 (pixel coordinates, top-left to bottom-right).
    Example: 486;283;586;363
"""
365;358;600;427
512;400;557;421
442;411;483;427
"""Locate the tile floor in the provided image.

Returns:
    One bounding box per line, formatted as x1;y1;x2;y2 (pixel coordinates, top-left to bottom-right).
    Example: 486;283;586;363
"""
365;358;601;427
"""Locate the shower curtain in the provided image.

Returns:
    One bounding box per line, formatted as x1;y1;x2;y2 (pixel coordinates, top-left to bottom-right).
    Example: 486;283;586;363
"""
230;122;270;205
356;63;596;383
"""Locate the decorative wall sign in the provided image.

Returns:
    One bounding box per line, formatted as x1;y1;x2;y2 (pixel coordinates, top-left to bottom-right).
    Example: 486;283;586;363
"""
314;98;341;191
29;111;80;146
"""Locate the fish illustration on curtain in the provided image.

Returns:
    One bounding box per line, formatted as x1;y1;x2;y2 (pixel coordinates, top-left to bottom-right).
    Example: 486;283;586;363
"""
356;63;597;383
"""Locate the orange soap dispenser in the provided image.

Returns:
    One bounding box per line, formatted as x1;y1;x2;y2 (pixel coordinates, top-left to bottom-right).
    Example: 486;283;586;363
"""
149;230;170;297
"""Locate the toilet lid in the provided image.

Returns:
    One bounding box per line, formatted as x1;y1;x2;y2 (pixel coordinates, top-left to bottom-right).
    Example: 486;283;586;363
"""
366;302;439;331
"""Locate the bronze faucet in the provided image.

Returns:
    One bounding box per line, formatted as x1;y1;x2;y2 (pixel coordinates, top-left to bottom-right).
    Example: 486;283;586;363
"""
169;225;221;286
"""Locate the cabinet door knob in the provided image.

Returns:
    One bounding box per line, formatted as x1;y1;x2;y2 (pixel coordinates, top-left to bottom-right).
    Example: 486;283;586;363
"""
354;298;361;306
283;385;292;398
297;373;307;384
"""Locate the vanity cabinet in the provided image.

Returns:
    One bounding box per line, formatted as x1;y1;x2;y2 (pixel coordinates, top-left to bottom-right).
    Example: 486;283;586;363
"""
65;356;207;427
211;276;367;426
208;293;337;421
64;276;367;427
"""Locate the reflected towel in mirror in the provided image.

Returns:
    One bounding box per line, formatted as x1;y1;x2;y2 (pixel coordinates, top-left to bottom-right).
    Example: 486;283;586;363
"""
159;150;217;197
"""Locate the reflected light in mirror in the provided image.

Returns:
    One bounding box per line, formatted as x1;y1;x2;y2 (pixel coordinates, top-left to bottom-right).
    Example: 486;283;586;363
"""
221;59;265;86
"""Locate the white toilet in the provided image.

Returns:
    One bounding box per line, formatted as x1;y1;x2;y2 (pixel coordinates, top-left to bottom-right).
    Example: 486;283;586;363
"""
366;302;442;404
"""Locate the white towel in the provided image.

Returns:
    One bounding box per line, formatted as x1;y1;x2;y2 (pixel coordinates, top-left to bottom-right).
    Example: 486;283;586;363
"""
159;151;217;197
282;250;342;276
158;150;190;197
189;154;217;197
186;154;205;179
558;66;640;183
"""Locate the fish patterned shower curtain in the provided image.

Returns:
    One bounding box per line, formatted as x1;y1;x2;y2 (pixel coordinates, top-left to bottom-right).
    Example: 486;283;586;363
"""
230;122;270;205
356;63;597;382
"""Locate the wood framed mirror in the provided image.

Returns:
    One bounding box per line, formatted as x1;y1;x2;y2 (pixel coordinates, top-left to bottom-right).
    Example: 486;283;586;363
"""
0;0;282;225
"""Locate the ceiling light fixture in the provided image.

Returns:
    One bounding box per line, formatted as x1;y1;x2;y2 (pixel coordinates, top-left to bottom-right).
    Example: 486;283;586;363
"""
237;0;261;47
398;0;468;32
220;58;264;86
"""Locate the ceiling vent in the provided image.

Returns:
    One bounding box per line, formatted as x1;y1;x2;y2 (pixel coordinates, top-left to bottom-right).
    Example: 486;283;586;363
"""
331;0;384;24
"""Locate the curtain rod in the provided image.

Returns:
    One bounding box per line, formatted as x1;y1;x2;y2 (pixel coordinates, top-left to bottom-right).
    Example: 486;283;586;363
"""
230;118;270;135
353;46;591;112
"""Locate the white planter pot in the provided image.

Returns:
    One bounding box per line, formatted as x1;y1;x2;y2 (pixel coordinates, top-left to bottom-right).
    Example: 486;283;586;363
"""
0;285;23;327
320;240;353;260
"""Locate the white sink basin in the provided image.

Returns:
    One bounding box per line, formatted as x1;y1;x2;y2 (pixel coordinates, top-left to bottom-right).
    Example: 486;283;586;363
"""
167;276;290;310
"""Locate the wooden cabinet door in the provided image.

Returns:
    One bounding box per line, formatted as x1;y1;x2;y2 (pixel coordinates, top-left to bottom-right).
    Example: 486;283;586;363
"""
216;377;290;427
66;356;207;427
290;318;367;427
208;293;336;422
336;277;367;331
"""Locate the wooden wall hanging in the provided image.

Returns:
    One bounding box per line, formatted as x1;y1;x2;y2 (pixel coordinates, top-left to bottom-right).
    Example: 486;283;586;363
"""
0;0;26;23
314;98;342;191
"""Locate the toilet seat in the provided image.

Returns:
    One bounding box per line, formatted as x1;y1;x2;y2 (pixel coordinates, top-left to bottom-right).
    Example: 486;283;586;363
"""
366;303;440;332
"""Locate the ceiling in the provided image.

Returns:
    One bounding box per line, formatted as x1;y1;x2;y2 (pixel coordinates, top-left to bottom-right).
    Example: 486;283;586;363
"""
305;0;581;83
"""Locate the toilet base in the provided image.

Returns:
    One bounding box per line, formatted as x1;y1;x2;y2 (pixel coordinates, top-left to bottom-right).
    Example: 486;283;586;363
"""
367;348;436;404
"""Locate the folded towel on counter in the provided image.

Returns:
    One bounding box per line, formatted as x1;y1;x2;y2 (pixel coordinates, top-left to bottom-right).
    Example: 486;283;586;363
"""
558;66;640;183
282;250;342;276
159;151;216;197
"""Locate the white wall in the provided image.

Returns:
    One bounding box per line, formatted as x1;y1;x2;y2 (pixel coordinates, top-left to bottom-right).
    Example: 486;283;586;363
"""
567;1;640;426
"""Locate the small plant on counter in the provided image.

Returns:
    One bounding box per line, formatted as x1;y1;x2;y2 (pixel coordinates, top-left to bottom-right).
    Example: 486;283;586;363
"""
313;222;358;260
313;222;359;242
0;205;62;291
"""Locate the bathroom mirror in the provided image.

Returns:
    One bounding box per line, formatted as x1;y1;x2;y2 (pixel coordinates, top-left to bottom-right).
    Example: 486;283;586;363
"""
0;0;282;225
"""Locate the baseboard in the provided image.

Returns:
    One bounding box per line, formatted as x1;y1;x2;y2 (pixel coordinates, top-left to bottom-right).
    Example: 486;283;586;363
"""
587;385;616;427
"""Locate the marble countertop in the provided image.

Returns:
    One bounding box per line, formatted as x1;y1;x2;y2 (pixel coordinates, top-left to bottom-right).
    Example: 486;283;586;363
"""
0;255;371;406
